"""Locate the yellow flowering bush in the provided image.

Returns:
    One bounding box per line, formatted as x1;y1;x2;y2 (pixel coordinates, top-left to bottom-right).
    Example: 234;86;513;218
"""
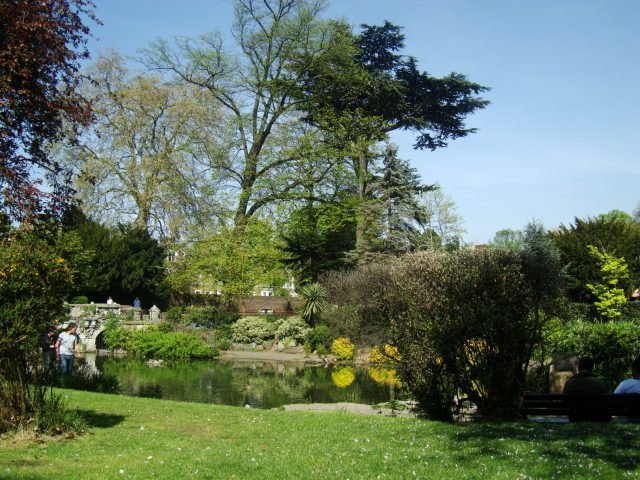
331;366;355;388
331;337;355;360
368;344;401;364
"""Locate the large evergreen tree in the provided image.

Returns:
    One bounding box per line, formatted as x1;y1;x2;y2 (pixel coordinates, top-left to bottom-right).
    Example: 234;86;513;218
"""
293;20;489;257
550;216;640;302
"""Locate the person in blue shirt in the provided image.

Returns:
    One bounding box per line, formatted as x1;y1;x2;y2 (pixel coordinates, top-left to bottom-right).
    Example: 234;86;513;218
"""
133;297;142;308
614;357;640;394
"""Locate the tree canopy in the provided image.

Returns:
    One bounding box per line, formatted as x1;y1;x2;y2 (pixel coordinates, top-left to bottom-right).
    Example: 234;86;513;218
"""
0;0;97;222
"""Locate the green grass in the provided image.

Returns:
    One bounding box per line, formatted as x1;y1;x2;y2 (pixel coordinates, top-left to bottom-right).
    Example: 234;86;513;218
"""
1;390;639;479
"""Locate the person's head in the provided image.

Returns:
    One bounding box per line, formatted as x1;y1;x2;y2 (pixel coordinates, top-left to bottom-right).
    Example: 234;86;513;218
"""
66;322;77;333
577;356;595;373
632;357;640;379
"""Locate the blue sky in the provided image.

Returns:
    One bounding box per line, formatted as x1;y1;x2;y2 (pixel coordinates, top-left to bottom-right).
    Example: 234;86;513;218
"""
88;0;640;243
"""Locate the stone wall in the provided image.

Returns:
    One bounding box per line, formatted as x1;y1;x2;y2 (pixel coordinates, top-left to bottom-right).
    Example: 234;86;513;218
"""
237;296;303;316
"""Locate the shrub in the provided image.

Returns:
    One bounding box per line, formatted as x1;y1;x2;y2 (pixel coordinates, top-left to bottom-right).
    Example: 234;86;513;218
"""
230;316;276;344
332;337;356;360
304;325;334;354
166;306;185;323
70;295;89;304
368;344;401;364
545;319;640;389
274;316;309;344
183;306;240;327
382;248;560;420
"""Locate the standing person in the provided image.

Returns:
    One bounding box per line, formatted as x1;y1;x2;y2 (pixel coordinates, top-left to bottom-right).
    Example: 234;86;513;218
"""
106;296;114;304
563;356;610;422
133;297;142;308
56;323;80;374
39;325;58;370
614;357;640;394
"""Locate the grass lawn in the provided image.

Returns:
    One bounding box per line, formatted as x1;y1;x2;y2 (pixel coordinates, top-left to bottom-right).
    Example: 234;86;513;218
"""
1;390;639;479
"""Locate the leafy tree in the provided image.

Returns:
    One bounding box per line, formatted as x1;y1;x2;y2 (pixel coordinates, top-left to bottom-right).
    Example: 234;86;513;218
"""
167;218;287;306
144;0;336;227
0;0;97;223
550;216;640;302
585;245;629;321
63;207;168;307
0;226;76;432
293;20;489;256
598;209;633;223
63;52;220;239
488;228;524;252
281;198;357;283
415;185;465;251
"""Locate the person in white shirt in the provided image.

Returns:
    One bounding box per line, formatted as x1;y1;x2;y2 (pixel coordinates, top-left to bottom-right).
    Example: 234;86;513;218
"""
56;323;80;374
614;357;640;394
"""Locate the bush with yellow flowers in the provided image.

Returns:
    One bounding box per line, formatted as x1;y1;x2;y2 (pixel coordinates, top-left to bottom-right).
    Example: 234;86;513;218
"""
368;344;401;364
331;337;355;361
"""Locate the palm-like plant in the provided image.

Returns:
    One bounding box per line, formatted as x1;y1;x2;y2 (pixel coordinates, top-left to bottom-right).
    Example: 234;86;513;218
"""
299;283;328;326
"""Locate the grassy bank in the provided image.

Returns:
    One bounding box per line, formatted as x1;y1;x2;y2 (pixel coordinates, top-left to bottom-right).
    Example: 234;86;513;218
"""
1;391;639;479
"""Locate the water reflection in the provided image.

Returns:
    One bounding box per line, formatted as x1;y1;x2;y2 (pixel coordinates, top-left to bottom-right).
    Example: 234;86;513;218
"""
91;354;393;409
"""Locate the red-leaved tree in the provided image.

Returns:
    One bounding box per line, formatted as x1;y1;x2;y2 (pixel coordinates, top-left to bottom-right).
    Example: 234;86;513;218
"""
0;0;98;223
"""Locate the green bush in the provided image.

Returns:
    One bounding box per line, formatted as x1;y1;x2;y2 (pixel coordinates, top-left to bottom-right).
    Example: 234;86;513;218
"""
304;325;334;354
545;319;640;389
70;295;89;304
102;322;215;359
166;306;185;323
230;316;275;344
274;316;309;343
183;306;240;327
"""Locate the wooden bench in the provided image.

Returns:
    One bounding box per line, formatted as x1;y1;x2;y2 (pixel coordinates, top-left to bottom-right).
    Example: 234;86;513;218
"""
522;393;640;422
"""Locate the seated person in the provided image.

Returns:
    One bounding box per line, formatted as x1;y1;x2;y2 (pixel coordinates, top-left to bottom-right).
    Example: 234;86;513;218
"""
563;356;610;422
614;357;640;394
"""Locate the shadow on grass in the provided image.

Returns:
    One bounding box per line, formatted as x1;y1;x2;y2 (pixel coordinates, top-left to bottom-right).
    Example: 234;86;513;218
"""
76;409;126;428
445;421;639;476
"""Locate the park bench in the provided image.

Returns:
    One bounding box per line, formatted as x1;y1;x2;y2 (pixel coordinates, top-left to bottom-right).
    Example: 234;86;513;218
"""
522;393;640;422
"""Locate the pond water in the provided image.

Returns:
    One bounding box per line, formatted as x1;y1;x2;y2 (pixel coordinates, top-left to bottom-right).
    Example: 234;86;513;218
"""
87;354;400;409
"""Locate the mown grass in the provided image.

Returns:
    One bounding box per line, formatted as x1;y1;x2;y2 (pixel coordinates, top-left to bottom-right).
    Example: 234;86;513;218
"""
1;390;639;479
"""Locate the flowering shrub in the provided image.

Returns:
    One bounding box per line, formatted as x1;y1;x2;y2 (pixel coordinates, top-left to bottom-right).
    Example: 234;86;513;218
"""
230;316;276;344
368;344;401;364
274;316;309;343
331;366;355;388
331;337;355;360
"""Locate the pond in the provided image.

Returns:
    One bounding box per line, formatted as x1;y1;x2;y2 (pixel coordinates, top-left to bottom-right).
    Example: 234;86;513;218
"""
86;354;401;409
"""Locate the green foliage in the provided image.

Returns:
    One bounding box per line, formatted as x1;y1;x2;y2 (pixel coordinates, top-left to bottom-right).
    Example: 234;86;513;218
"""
63;208;169;307
299;282;328;326
167;219;287;303
488;228;524;252
281;198;357;284
331;337;356;360
102;319;214;359
183;306;239;328
585;245;629;321
0;228;76;432
550;216;640;301
304;325;334;354
166;306;185;323
230;316;276;344
331;246;563;420
545;319;640;389
70;295;89;304
273;316;309;344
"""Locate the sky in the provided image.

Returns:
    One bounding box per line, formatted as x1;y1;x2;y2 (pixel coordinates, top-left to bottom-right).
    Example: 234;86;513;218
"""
87;0;640;244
